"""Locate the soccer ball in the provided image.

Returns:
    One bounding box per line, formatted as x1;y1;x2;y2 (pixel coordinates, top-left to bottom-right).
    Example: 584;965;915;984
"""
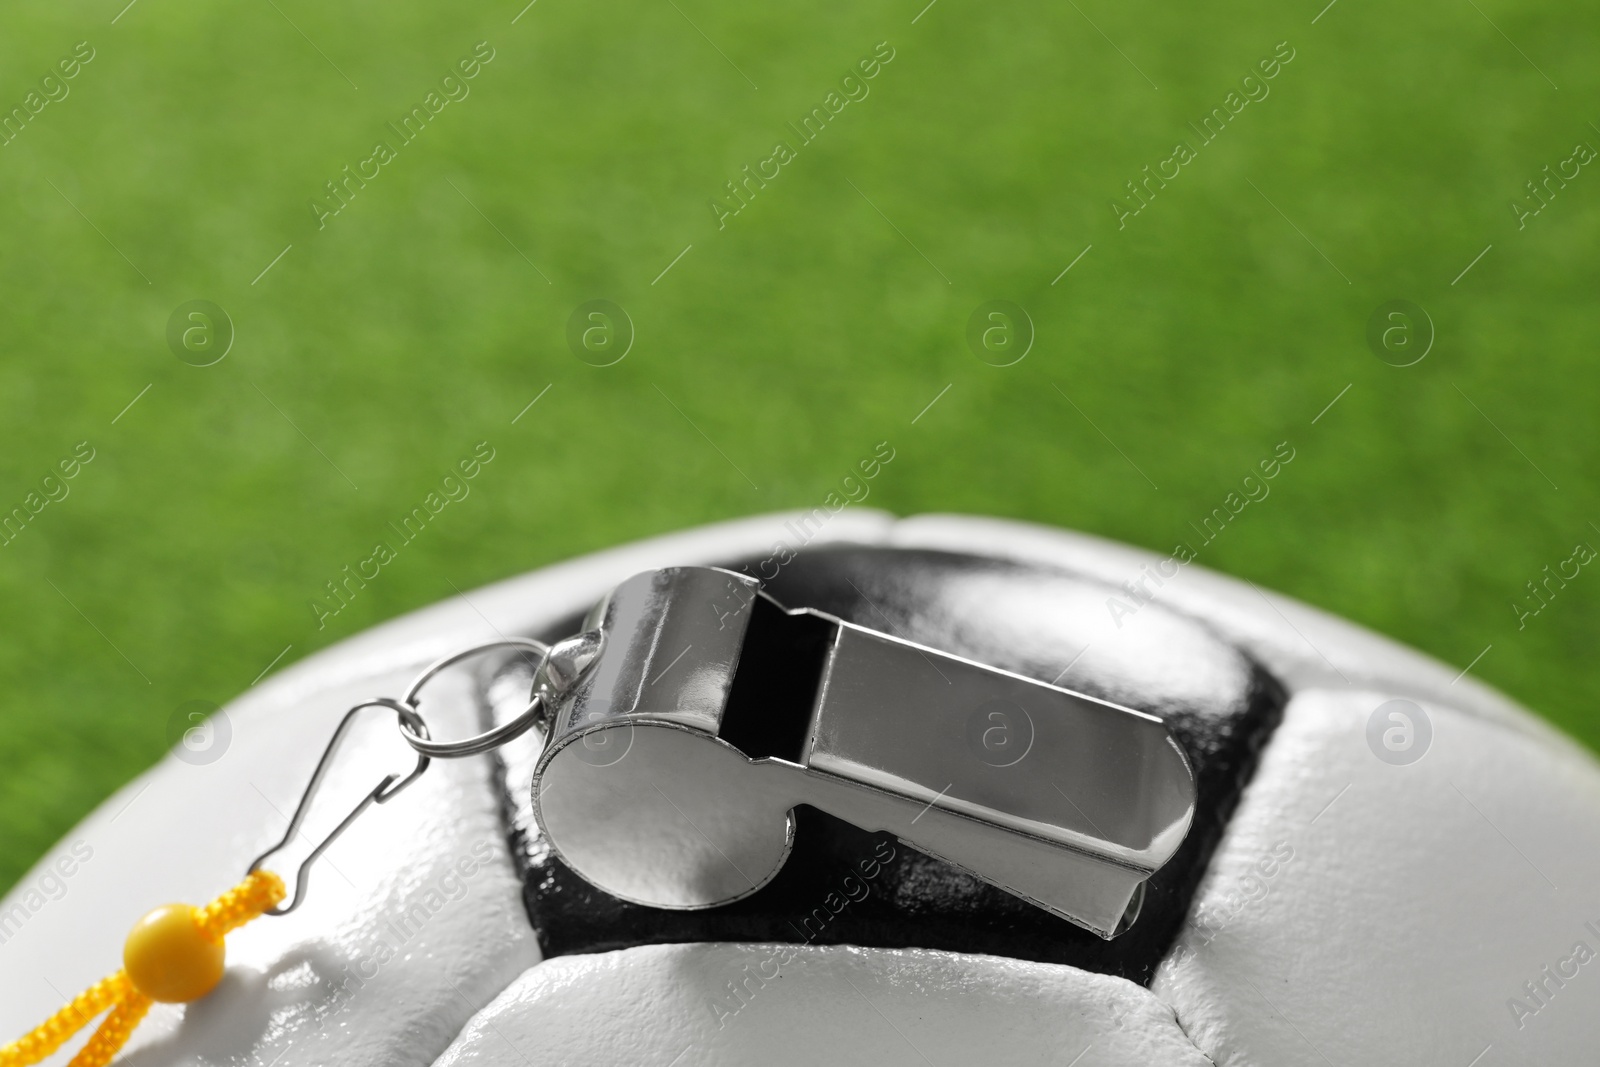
3;512;1597;1066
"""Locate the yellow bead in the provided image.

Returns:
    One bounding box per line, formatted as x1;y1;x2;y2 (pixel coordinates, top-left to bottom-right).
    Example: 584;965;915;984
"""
122;904;225;1003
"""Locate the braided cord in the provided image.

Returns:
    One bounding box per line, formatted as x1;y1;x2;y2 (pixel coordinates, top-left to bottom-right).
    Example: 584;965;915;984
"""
0;973;127;1067
0;870;284;1067
197;871;285;940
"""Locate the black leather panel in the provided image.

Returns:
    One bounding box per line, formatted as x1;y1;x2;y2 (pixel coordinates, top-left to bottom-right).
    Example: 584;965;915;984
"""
487;545;1286;985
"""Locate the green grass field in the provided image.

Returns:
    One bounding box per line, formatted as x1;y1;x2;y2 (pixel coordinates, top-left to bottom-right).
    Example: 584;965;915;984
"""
1;0;1596;894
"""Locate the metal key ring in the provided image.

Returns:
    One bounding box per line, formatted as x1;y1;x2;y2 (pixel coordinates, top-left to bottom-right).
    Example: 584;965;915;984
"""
398;637;552;759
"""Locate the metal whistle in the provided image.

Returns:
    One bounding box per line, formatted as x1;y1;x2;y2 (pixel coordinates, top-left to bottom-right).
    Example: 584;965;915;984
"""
530;567;1196;939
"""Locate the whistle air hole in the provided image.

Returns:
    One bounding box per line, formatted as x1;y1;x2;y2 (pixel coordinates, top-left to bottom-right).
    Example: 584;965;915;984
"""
720;597;834;763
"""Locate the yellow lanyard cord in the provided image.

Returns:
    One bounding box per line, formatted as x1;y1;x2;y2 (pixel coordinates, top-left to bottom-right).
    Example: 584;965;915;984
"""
0;870;285;1067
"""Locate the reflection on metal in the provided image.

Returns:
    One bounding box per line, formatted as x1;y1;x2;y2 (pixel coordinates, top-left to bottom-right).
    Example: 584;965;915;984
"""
531;567;1196;939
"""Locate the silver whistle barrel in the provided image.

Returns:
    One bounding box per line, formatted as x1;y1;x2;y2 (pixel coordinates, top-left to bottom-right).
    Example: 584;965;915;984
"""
532;566;1196;939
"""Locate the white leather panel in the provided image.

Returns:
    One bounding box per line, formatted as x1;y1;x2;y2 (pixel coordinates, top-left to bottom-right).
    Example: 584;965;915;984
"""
1153;688;1600;1065
433;943;1213;1067
0;665;535;1067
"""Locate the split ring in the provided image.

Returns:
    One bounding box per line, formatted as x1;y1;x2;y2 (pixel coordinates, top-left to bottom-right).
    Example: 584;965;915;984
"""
397;637;551;759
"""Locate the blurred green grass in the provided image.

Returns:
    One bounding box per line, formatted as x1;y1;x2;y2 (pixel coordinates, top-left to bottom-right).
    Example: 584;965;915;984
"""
1;0;1596;893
